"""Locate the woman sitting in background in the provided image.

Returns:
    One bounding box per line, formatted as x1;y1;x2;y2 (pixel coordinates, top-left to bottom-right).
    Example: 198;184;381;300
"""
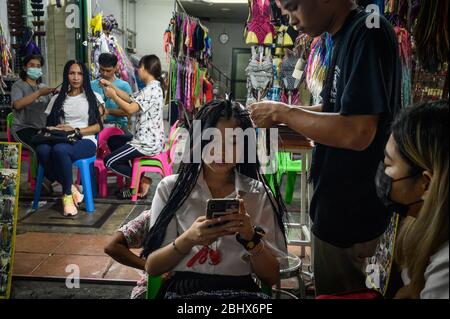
102;55;165;200
36;60;104;217
11;54;55;149
376;100;449;299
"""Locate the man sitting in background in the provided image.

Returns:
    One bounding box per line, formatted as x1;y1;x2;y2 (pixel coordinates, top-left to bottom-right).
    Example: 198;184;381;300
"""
91;53;133;133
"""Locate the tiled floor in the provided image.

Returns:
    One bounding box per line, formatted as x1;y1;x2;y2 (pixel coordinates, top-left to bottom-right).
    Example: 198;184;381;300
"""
13;231;312;291
13;232;142;282
13;159;313;295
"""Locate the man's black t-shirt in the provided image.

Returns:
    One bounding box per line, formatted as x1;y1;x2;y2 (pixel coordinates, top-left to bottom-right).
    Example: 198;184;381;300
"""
310;9;402;248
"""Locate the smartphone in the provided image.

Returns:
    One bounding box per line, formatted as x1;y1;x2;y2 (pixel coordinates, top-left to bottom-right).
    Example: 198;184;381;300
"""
206;199;240;227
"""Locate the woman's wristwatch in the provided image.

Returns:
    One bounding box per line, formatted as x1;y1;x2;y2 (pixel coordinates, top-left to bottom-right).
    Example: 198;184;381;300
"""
236;226;266;251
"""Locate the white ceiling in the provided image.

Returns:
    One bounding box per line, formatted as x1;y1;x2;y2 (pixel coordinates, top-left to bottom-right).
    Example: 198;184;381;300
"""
180;0;249;23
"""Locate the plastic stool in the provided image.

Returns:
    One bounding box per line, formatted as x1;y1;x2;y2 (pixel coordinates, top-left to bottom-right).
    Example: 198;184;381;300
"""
274;253;306;299
33;156;97;213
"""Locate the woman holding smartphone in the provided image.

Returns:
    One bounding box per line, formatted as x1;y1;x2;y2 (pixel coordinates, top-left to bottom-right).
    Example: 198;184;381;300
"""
142;100;288;299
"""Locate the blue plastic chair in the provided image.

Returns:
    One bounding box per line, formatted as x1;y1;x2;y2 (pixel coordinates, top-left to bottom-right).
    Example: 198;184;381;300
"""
33;156;97;213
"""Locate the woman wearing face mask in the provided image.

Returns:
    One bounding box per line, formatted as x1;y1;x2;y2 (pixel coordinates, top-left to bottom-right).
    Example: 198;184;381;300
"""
11;55;56;150
375;100;449;299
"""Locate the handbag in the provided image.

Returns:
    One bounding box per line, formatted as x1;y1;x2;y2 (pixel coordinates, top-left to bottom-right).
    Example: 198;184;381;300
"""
31;128;82;146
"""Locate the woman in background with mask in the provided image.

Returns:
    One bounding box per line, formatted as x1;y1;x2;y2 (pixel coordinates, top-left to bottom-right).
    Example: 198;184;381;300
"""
11;55;56;150
376;100;448;299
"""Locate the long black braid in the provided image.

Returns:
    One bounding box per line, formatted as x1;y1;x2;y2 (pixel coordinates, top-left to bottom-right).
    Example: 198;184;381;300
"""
47;60;103;129
141;99;288;258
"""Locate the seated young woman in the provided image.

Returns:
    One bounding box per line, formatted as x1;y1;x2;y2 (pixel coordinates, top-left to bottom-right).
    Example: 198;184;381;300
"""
141;100;288;299
36;60;104;216
102;55;165;200
376;100;448;299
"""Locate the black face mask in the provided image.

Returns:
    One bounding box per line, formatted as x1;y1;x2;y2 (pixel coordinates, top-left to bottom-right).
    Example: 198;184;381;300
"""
375;162;423;217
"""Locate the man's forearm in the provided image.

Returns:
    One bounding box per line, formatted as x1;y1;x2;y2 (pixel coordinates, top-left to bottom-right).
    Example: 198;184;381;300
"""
276;107;378;151
298;104;323;112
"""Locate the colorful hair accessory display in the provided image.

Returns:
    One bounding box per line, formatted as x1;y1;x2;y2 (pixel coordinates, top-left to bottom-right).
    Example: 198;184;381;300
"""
89;14;137;91
304;33;333;103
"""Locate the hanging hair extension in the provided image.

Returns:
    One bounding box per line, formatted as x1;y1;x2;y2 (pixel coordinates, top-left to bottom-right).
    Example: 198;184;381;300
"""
304;33;333;103
141;99;287;258
47;60;103;129
413;0;449;73
395;26;413;108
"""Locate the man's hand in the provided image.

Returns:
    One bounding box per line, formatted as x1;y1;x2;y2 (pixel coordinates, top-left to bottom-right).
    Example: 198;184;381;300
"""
249;101;290;128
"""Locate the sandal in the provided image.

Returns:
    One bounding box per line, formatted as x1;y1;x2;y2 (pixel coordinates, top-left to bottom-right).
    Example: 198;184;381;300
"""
71;185;84;207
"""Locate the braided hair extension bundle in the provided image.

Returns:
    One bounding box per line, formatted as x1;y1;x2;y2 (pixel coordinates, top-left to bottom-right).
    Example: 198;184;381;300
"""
395;26;413;107
0;20;13;81
413;0;449;73
304;33;333;103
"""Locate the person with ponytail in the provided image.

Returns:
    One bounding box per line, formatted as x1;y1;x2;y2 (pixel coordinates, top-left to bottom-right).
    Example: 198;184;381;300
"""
37;60;105;217
101;55;165;200
140;100;287;299
375;100;449;299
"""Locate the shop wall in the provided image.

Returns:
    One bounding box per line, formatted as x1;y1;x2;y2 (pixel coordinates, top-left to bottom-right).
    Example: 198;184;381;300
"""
135;0;174;71
89;0;171;69
203;22;247;79
46;4;77;87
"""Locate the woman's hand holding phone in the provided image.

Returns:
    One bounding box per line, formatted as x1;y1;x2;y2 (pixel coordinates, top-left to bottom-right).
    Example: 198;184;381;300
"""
220;197;254;241
184;215;238;247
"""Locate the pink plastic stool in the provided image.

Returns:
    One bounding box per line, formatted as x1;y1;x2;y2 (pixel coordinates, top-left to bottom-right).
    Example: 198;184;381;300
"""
130;122;180;202
93;127;126;198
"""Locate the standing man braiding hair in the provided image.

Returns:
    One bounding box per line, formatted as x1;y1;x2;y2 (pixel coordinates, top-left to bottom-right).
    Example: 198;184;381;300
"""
250;0;402;295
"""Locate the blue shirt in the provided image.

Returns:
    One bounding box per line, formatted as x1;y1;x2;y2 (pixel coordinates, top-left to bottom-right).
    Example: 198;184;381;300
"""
91;78;132;129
